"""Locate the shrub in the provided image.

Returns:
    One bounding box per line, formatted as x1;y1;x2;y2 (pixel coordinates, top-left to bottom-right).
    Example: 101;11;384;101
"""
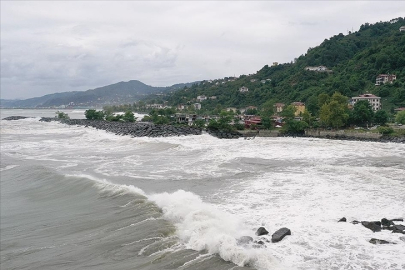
377;126;394;135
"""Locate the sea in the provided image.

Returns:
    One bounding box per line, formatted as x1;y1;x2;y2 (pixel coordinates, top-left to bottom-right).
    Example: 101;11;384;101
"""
1;109;405;270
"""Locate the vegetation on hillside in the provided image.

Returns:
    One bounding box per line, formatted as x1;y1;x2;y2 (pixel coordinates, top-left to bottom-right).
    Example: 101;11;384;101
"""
143;17;405;117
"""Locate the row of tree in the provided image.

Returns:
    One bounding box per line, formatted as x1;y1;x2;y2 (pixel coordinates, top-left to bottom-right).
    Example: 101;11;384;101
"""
84;109;135;122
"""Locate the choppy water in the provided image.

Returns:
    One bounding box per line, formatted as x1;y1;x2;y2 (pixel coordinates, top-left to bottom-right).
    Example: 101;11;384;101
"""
1;109;405;270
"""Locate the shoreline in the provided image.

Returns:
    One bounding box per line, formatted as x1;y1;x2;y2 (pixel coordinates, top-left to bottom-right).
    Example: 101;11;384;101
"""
2;116;405;143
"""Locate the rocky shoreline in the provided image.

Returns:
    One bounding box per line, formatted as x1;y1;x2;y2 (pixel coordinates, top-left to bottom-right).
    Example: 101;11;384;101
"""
303;133;405;144
2;116;405;142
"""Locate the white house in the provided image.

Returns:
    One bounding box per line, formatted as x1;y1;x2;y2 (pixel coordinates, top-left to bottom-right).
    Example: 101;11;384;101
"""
194;103;201;110
351;93;381;111
146;104;164;109
196;95;207;102
400;26;405;32
239;86;249;93
375;74;396;85
305;66;328;72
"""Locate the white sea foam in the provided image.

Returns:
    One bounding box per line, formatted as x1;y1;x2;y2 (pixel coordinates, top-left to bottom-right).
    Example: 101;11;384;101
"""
0;164;19;172
2;110;405;270
149;190;279;269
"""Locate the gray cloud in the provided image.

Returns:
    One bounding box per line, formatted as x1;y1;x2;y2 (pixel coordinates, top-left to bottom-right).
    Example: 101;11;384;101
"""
1;1;404;99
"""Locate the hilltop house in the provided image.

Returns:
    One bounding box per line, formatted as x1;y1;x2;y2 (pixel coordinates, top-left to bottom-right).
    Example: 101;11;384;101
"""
400;26;405;32
239;86;249;93
226;107;237;113
292;102;305;116
351;93;381;111
194;103;201;110
274;103;285;113
375;74;396;85
177;104;186;110
146;104;164;109
196;95;207;102
305;66;329;72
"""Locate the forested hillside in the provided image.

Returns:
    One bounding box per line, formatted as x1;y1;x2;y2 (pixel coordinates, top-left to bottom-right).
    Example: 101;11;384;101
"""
159;17;405;116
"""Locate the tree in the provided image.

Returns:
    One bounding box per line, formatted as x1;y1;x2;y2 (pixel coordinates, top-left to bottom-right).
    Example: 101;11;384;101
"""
373;110;389;125
281;105;296;121
320;100;349;129
282;119;309;134
351;100;374;126
302;110;313;127
56;111;70;119
123;110;135;122
85;109;104;120
396;110;405;124
318;93;330;108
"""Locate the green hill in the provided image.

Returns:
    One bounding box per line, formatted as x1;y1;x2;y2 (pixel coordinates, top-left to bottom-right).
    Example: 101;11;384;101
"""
161;17;405;115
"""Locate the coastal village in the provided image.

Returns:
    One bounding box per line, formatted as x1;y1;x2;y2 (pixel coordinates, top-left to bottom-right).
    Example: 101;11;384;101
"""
138;70;404;130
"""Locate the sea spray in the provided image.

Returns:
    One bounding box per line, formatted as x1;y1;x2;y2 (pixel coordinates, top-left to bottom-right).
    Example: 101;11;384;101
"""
149;189;279;269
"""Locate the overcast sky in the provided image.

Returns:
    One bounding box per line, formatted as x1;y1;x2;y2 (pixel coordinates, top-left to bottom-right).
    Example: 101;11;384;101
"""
1;1;404;100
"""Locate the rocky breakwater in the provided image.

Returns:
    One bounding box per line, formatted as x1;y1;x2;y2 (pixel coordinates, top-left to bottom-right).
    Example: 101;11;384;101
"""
206;128;242;139
2;116;30;121
39;118;202;137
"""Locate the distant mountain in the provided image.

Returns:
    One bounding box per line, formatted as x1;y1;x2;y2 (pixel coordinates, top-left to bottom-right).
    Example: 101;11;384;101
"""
0;80;197;108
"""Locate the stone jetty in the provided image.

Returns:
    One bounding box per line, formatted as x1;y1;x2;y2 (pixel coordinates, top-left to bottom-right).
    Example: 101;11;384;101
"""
39;118;202;137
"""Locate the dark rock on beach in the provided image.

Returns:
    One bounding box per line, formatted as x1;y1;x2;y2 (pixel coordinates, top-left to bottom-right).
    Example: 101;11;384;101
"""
256;227;269;236
381;218;395;227
271;227;291;243
338;217;347;222
390;218;404;222
361;221;381;232
206;129;242;139
392;225;405;234
369;238;394;245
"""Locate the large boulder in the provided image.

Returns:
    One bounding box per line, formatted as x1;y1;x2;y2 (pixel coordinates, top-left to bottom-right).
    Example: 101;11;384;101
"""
392;225;405;234
369;238;394;245
271;227;291;243
256;227;269;236
361;221;381;232
338;217;346;222
381;218;394;227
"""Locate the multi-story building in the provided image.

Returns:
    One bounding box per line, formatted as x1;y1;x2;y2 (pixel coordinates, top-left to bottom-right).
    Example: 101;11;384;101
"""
239;86;249;93
375;74;396;85
351;93;381;111
292;102;305;116
274;103;285;113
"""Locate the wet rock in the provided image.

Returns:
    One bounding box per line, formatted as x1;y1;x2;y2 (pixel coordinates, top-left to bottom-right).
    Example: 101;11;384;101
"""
237;236;253;245
338;217;347;222
381;218;394;227
38;118;202;138
271;227;291;243
392;225;405;234
352;220;360;224
369;238;394;245
361;221;381;232
390;218;404;222
2;116;30;120
256;227;269;236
